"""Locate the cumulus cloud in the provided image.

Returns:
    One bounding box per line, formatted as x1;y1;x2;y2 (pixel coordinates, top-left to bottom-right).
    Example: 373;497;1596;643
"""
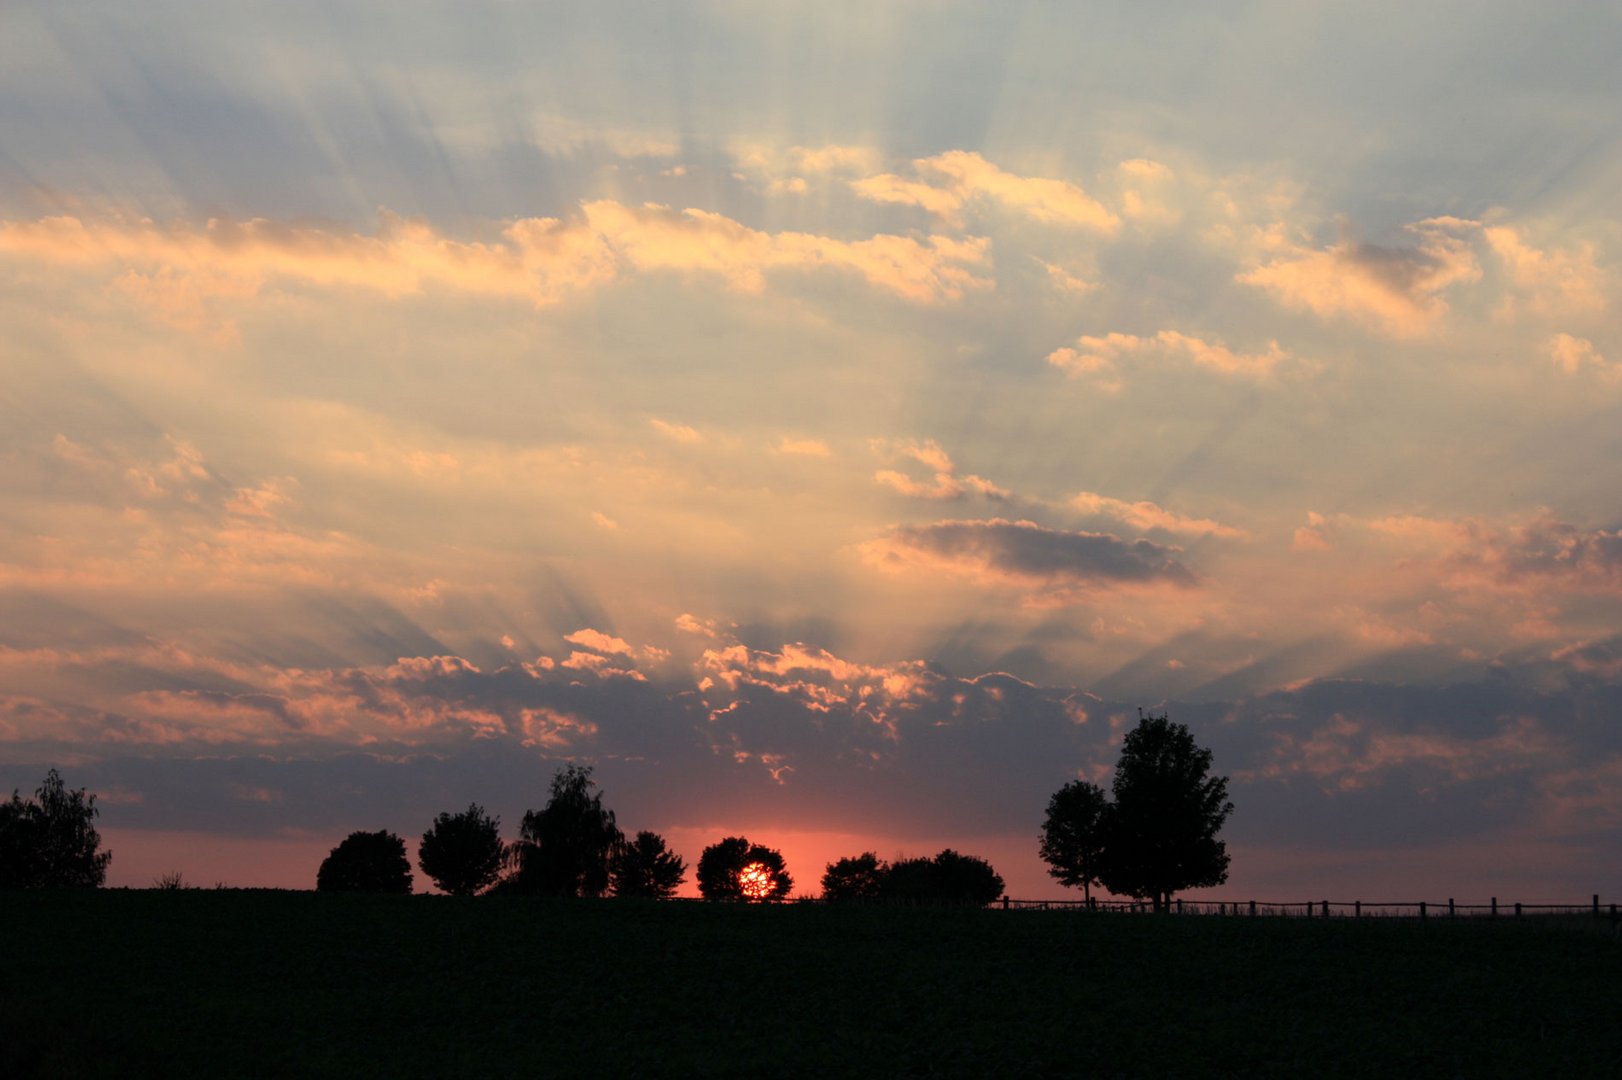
1069;492;1246;538
871;439;1007;501
1484;226;1606;318
564;628;635;657
1549;333;1618;381
1048;329;1294;380
773;436;832;457
1238;217;1481;337
649;418;704;444
860;518;1195;598
851;151;1119;233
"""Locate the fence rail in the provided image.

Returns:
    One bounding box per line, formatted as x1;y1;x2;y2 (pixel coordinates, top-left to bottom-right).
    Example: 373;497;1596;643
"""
996;894;1617;919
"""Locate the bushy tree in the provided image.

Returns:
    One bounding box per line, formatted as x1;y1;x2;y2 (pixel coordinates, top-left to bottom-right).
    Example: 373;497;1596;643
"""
316;830;413;894
820;852;885;901
418;803;505;896
878;850;1004;906
696;836;792;901
1038;779;1111;903
0;769;112;888
610;830;686;899
1102;711;1232;910
1040;711;1232;911
508;765;623;897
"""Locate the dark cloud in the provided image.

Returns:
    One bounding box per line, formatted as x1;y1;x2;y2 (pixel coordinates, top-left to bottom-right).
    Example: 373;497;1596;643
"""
871;518;1195;590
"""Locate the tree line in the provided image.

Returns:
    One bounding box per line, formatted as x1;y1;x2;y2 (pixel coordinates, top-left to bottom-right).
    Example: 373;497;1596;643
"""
3;711;1234;909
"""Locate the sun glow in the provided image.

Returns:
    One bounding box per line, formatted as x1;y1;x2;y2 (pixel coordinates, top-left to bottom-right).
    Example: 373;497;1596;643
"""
737;861;775;901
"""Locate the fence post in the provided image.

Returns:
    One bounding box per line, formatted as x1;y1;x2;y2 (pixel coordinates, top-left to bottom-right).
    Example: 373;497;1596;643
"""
1448;898;1455;918
1420;901;1427;920
1321;900;1329;918
1250;900;1256;917
1354;900;1361;918
1177;899;1183;915
1003;896;1009;911
1594;894;1601;918
1491;896;1497;917
1514;902;1522;917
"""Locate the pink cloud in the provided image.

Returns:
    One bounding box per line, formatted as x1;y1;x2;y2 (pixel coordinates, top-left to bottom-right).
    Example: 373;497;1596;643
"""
853;151;1119;233
1048;330;1293;380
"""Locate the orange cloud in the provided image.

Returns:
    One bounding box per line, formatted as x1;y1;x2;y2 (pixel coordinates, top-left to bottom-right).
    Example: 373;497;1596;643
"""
1048;329;1293;380
1069;492;1246;538
1549;333;1617;381
852;151;1119;233
871;439;1007;501
1238;218;1480;337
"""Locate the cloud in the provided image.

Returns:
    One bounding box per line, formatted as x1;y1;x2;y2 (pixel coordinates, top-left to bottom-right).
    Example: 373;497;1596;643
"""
564;628;635;657
649;418;704;444
1048;330;1293;380
860;518;1195;597
871;439;1007;501
851;151;1119;233
1238;217;1481;337
1069;492;1246;538
1549;333;1618;381
0;201;992;327
773;437;832;458
1484;226;1606;318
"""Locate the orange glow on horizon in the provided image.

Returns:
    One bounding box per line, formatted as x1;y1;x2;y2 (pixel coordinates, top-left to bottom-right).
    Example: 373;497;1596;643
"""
737;861;775;900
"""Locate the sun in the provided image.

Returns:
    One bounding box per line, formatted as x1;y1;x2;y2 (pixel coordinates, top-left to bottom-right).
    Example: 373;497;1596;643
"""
737;861;775;900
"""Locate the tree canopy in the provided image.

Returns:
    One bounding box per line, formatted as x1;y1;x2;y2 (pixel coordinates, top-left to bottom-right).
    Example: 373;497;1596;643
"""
418;803;505;896
0;769;112;888
821;849;1005;906
508;765;623;897
696;836;792;901
610;830;686;899
316;830;413;894
1040;710;1232;911
1038;779;1111;903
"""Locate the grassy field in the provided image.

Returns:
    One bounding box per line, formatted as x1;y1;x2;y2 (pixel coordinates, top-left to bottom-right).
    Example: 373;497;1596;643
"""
2;890;1617;1078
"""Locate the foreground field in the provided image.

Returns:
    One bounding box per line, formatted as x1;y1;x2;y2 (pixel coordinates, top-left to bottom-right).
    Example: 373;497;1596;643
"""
2;890;1617;1077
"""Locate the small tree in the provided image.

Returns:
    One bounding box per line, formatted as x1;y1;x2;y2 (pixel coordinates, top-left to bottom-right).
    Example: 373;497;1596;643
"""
418;803;505;896
316;830;413;893
821;852;886;901
1100;710;1232;911
0;769;112;888
611;831;686;899
1038;779;1111;904
696;836;792;901
509;765;623;897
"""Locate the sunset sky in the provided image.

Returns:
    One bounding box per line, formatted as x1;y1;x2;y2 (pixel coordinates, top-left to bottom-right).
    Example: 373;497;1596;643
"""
3;2;1620;900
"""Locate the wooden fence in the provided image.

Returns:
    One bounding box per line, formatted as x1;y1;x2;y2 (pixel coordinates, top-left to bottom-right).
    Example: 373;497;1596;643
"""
996;894;1617;919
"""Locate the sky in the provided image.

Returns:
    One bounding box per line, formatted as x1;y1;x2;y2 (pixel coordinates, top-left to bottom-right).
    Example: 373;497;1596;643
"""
2;1;1620;901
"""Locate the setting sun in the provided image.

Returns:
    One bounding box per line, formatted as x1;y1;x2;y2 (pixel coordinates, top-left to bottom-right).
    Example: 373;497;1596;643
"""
737;862;776;902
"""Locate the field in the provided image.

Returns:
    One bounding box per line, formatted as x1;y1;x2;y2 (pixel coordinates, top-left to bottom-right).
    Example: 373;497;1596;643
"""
2;890;1617;1077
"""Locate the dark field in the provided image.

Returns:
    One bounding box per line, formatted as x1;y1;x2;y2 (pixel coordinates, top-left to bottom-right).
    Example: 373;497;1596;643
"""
2;890;1617;1078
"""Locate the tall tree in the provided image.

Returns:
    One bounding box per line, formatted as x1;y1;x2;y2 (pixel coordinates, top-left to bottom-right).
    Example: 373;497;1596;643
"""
510;765;623;897
0;769;112;888
418;803;505;896
610;830;686;899
1038;779;1111;903
696;836;792;901
316;830;413;893
1100;711;1232;911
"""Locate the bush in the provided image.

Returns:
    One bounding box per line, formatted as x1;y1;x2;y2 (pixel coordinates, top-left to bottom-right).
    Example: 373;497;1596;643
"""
611;831;686;899
419;804;505;896
316;830;413;893
696;836;792;901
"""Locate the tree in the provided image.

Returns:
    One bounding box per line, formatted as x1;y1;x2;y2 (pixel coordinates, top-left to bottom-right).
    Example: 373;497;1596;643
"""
316;830;413;893
696;836;792;901
877;850;1004;906
418;803;505;896
508;765;623;897
820;852;886;901
1038;779;1111;904
0;769;112;888
1099;710;1232;911
611;831;686;899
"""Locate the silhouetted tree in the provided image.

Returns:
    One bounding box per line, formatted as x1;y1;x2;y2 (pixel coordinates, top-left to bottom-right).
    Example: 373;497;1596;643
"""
0;769;112;888
821;852;886;901
316;830;413;893
696;836;792;901
418;803;505;896
1098;710;1232;911
1038;779;1111;903
610;830;686;899
878;849;1004;906
508;765;623;897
